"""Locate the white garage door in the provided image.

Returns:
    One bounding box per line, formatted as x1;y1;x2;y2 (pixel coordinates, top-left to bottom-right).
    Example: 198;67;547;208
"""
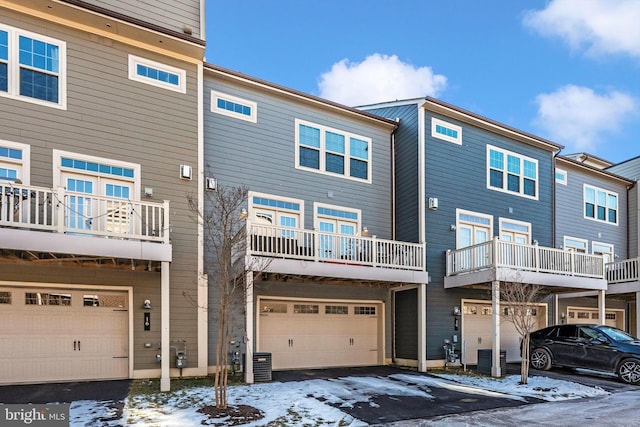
566;307;624;328
462;301;545;364
0;286;129;384
258;299;381;370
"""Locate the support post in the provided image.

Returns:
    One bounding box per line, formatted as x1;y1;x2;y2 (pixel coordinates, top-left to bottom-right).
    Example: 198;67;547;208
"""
491;280;501;377
160;261;171;392
635;292;640;337
417;283;427;372
598;289;606;325
245;269;255;384
554;294;559;325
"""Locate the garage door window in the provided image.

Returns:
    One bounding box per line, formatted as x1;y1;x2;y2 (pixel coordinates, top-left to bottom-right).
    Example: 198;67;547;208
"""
0;291;10;304
260;302;287;313
25;292;71;306
354;306;376;315
326;305;348;314
294;304;318;314
83;294;125;308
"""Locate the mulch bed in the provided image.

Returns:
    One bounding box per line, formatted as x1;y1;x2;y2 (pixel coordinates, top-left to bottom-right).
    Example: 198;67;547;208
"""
198;404;265;426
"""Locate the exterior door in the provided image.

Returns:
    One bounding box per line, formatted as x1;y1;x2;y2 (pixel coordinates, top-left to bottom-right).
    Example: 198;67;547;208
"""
63;173;96;232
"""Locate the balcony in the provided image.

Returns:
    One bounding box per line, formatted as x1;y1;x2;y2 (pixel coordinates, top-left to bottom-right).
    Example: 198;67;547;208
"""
605;258;640;294
246;223;428;285
444;237;607;291
0;183;171;262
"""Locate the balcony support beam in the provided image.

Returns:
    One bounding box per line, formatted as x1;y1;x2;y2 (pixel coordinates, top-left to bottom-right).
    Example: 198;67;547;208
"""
491;280;501;377
597;289;606;325
244;268;255;384
160;261;171;392
417;282;427;373
636;292;640;337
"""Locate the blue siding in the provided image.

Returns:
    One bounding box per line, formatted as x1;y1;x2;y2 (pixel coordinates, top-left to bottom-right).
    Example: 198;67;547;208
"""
555;160;628;260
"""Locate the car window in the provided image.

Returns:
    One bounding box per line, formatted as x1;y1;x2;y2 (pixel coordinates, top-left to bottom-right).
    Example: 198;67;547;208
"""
578;327;600;341
599;326;636;342
557;325;576;338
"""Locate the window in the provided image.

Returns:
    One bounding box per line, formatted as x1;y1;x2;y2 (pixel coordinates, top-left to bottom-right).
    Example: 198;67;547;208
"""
0;24;66;108
593;242;614;264
456;209;492;249
354;306;376;315
82;294;125;308
295;119;371;182
211;90;257;123
499;218;531;244
0;140;29;183
260;302;287;313
555;168;567;185
0;291;11;304
584;185;618;224
25;292;71;306
325;305;348;314
563;236;588;253
294;304;318;314
431;117;462;144
249;192;303;239
128;55;186;93
315;203;361;259
54;150;140;234
487;145;538;199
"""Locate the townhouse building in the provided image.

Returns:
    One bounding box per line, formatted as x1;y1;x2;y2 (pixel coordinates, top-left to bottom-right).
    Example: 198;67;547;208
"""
0;0;206;391
361;98;608;374
202;64;429;381
554;156;633;332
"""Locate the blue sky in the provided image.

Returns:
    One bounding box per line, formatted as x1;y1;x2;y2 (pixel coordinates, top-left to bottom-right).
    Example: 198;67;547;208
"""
205;0;640;164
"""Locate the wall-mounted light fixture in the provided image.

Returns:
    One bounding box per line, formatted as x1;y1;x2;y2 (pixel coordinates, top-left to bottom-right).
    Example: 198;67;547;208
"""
179;164;192;180
143;299;152;309
450;224;456;231
205;177;217;191
453;306;461;316
144;187;153;197
240;208;248;219
428;197;438;210
362;227;369;236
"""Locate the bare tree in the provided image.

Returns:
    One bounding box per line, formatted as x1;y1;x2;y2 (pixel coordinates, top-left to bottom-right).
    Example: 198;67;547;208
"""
499;281;545;385
187;184;253;409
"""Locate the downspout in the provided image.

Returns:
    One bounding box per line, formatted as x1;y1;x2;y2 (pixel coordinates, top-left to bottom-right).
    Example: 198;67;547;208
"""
196;62;208;374
418;103;426;245
552;153;558;324
391;122;398;241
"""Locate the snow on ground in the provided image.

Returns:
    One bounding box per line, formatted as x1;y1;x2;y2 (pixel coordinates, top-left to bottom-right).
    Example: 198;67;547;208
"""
69;372;611;426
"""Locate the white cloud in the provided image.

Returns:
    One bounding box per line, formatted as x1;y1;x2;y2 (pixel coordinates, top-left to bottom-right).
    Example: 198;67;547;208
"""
317;54;447;106
534;85;637;152
523;0;640;59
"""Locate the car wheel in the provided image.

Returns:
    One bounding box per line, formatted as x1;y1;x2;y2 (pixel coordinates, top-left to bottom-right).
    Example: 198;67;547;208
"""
617;358;640;385
530;348;552;370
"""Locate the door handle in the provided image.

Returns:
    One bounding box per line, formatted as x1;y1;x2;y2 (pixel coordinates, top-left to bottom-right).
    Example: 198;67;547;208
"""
73;340;76;351
78;340;81;351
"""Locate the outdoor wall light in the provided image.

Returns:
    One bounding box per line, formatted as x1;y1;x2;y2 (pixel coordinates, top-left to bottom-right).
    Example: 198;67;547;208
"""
453;306;461;316
143;299;152;309
362;227;369;235
240;208;248;219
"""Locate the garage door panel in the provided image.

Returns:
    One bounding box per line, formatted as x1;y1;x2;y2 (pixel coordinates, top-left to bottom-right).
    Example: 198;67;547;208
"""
0;287;129;384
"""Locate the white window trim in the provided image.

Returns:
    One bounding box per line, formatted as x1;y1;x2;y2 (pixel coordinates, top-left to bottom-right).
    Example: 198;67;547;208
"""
248;190;304;224
563;235;588;252
486;145;539;200
456;208;493;249
313;202;362;234
555;168;567;185
431;117;462;145
53;150;140;199
583;184;619;226
498;217;532;243
592;241;614;258
0;23;67;109
294;118;372;184
128;54;186;94
211;90;257;123
0;139;30;185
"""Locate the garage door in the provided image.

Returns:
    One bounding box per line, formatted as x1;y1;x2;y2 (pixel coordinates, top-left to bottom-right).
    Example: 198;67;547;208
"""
566;307;624;328
462;301;545;364
0;286;129;384
258;299;381;370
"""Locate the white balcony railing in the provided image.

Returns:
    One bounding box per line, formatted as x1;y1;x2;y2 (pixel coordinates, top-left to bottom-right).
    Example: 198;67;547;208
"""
248;223;425;271
1;183;169;243
446;237;605;279
606;258;639;284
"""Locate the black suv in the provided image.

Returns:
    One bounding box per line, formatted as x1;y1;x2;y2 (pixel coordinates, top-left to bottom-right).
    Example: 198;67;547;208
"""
529;324;640;384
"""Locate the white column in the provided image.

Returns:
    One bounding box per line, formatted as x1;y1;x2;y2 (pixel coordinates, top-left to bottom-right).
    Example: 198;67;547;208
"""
160;261;171;392
631;292;640;337
417;283;427;372
598;289;606;325
491;280;501;377
554;294;559;325
244;269;255;384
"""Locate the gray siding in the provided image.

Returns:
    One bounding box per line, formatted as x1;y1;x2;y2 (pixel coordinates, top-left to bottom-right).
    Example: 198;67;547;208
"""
609;159;640;258
555;161;628;260
0;11;200;370
203;70;397;365
78;0;203;38
394;288;418;359
364;104;420;243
